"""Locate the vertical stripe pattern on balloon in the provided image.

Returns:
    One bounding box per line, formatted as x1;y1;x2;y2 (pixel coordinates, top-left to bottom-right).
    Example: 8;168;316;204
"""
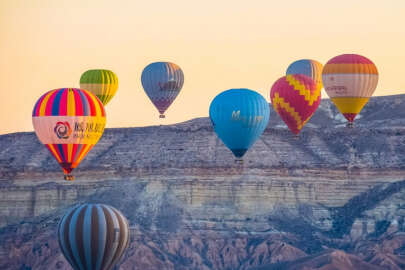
58;204;130;270
32;88;106;178
141;62;184;117
80;69;119;106
286;59;323;92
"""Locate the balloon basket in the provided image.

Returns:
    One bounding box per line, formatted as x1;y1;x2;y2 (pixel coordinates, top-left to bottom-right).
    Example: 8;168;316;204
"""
159;114;166;119
64;175;75;181
234;159;244;165
346;122;354;128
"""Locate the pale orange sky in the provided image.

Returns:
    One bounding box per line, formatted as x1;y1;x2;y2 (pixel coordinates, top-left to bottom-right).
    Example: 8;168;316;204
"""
0;0;404;134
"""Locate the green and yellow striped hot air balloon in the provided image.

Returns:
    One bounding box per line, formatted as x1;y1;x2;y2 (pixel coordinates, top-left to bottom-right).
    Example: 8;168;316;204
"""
80;69;119;106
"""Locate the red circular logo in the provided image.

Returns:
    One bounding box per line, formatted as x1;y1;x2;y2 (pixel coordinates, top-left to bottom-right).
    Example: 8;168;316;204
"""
54;122;72;139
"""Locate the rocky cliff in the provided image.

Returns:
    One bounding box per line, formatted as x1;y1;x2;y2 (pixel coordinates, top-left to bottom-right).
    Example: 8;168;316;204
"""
1;95;405;269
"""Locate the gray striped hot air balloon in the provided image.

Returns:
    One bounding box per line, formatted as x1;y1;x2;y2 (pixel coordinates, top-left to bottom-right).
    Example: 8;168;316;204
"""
141;62;184;118
58;204;130;270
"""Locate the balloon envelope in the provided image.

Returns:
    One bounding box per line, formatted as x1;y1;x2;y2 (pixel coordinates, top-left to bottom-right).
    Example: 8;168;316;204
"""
286;59;323;92
80;69;119;106
270;74;321;134
209;89;270;158
322;54;378;123
32;88;106;180
141;62;184;118
58;204;130;270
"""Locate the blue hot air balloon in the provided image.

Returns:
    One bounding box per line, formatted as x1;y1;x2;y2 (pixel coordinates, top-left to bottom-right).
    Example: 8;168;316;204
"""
209;89;270;160
286;59;323;92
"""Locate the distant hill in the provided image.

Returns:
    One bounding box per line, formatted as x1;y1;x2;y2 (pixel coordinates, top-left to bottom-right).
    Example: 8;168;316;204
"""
1;94;405;181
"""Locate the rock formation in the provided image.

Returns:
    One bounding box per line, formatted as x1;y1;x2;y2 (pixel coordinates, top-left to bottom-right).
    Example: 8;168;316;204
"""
1;95;405;269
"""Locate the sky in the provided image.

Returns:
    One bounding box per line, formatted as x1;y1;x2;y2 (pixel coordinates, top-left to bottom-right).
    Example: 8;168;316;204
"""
0;0;404;134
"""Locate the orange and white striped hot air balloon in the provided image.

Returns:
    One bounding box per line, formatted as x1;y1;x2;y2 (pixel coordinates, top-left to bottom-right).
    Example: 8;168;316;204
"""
322;54;378;126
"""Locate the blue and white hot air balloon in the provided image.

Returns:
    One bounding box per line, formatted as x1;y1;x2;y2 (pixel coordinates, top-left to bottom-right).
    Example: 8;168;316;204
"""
286;59;323;92
209;89;270;160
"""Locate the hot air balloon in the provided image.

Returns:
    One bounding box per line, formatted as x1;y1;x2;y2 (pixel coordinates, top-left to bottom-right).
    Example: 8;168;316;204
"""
141;62;184;118
58;203;130;270
270;74;321;135
80;69;119;106
286;59;323;92
322;54;378;126
209;89;270;161
32;88;106;181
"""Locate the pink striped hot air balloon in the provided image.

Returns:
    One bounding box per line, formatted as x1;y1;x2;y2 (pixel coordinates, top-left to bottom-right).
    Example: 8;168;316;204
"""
270;74;321;135
32;88;106;180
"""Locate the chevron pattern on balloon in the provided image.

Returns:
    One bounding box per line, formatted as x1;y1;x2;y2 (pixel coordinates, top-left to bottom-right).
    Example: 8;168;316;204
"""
272;93;304;130
286;75;321;106
270;74;321;135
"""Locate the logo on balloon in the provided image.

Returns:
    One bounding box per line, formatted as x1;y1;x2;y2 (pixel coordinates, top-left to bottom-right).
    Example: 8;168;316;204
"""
54;121;72;139
326;85;347;95
158;80;179;91
231;110;264;126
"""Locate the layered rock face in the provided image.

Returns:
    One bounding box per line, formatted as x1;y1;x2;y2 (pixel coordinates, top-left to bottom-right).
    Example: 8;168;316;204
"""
1;95;405;269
